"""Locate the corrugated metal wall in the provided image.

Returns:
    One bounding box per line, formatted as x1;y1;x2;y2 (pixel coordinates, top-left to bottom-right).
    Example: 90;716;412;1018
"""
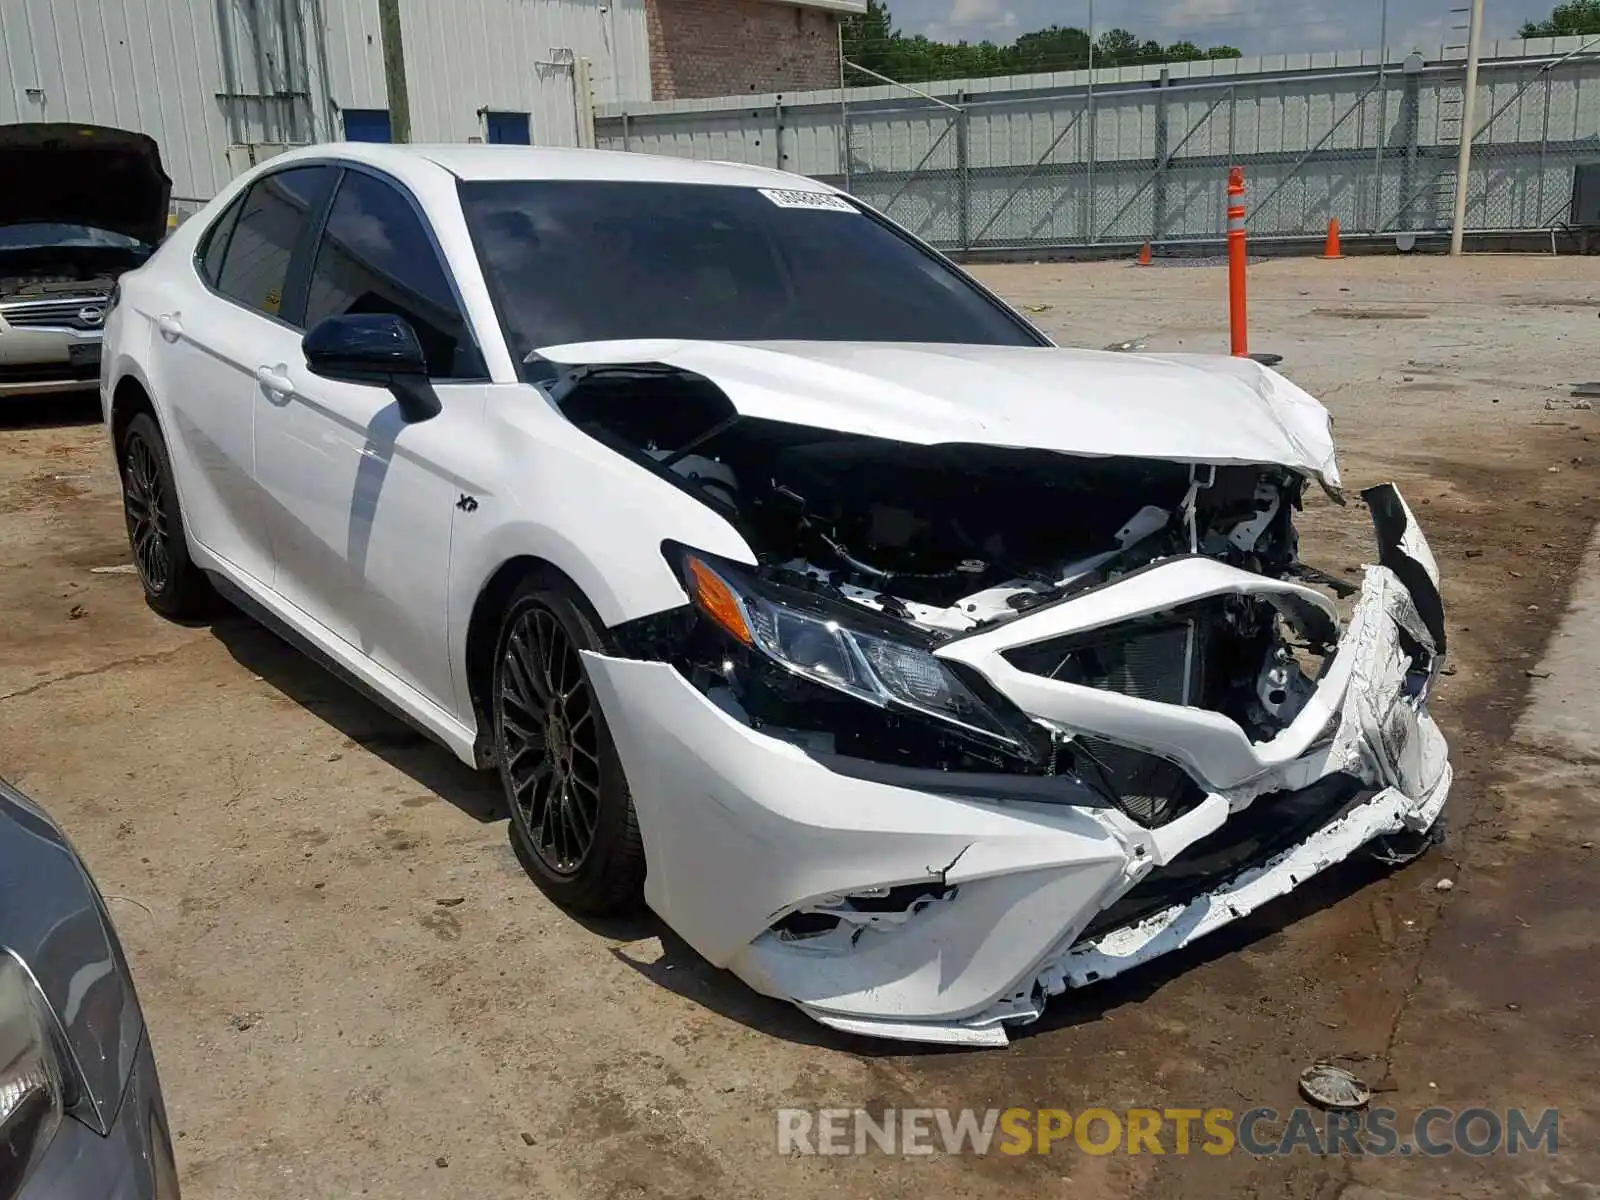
0;0;652;203
0;0;239;199
595;39;1600;247
398;0;650;145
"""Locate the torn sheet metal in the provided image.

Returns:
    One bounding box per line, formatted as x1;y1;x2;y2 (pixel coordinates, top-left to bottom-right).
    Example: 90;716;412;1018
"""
584;482;1449;1048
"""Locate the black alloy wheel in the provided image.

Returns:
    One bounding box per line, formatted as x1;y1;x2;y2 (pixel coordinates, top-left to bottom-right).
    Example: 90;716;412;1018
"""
122;428;171;594
500;604;602;875
117;412;212;618
492;576;645;913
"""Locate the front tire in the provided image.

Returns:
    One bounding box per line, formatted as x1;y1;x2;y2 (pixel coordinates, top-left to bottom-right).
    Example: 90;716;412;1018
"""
492;574;645;914
117;412;213;619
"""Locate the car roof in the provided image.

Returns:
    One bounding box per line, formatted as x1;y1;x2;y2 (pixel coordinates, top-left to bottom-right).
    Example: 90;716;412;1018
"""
262;142;837;193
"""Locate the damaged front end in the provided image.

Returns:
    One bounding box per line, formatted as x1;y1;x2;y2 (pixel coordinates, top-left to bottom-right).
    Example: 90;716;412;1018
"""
561;355;1450;1047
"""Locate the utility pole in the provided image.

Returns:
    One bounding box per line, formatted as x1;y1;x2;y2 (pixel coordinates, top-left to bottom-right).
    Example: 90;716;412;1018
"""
378;0;411;143
1449;0;1485;255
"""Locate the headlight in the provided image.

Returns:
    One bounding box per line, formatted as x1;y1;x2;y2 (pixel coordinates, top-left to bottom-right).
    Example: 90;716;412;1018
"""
0;955;67;1196
671;548;1020;745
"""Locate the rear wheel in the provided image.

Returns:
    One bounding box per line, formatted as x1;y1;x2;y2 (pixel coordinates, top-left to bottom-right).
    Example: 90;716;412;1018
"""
492;574;645;914
117;412;213;619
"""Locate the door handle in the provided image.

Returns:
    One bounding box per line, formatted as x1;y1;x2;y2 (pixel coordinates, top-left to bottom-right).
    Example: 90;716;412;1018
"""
255;365;295;396
156;312;183;341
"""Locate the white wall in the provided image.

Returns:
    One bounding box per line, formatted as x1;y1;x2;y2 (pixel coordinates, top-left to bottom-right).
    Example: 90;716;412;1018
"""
394;0;649;144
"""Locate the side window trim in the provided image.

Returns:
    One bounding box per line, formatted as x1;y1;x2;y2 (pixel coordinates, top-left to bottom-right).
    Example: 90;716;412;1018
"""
279;165;344;328
192;192;244;287
306;162;489;382
197;161;338;334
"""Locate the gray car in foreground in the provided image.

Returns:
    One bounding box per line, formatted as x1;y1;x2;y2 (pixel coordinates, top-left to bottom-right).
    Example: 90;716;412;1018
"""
1;778;179;1199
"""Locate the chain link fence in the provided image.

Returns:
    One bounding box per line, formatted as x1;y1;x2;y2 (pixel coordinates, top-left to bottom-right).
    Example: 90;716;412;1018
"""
599;44;1600;254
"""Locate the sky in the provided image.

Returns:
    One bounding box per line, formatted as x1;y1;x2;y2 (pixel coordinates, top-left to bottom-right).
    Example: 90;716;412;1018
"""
882;0;1545;57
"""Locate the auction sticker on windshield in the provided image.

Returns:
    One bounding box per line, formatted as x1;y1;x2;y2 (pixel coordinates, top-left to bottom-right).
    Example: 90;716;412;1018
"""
758;188;857;213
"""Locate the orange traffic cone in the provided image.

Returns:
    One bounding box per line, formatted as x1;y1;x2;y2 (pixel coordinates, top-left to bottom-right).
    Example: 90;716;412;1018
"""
1137;241;1153;266
1319;218;1344;259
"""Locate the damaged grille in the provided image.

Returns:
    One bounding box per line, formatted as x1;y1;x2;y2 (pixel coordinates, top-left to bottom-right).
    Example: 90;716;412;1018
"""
1003;594;1298;747
1064;736;1206;828
1011;620;1200;706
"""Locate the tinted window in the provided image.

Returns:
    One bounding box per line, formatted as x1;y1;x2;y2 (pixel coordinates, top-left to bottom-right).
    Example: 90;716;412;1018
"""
213;166;334;322
197;195;244;286
458;180;1040;366
304;170;480;378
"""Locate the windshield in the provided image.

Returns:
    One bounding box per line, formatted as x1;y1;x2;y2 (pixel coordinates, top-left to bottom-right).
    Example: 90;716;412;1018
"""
458;180;1041;365
0;223;144;250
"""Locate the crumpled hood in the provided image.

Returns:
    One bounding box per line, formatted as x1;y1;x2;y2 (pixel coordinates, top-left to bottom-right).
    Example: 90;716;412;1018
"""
536;339;1342;488
0;124;171;247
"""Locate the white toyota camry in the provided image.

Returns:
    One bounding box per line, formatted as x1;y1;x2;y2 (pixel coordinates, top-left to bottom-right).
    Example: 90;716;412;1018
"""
101;143;1451;1046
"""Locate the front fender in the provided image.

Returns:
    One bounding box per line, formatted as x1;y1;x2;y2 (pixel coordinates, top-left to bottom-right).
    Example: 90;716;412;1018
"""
446;395;758;725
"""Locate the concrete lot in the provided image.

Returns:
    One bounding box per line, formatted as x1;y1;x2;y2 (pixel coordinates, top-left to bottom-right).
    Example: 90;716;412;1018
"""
2;255;1596;1199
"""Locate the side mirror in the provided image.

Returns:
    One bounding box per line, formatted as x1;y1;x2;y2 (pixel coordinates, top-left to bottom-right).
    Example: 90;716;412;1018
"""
302;313;441;422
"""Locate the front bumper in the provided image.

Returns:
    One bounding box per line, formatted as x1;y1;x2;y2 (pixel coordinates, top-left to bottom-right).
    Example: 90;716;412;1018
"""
0;326;104;396
583;485;1451;1047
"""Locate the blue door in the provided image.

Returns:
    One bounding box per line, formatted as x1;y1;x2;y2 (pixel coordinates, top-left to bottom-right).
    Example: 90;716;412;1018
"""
343;109;392;142
485;112;531;145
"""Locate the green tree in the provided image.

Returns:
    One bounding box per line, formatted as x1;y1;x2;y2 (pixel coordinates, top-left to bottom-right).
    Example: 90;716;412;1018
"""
841;0;897;75
842;0;1243;84
1095;27;1143;64
1518;0;1600;35
1011;25;1093;71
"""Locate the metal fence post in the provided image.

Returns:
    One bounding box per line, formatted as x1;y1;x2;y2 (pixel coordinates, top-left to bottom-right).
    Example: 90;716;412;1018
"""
957;97;971;251
1153;67;1170;242
1538;70;1552;223
1399;70;1421;229
775;95;785;171
1085;91;1098;244
1370;70;1387;232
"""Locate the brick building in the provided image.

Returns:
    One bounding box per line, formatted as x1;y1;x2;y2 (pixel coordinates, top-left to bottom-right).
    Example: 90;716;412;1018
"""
647;0;861;100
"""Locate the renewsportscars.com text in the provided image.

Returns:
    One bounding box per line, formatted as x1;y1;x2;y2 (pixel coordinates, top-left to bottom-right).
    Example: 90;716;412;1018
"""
776;1106;1560;1158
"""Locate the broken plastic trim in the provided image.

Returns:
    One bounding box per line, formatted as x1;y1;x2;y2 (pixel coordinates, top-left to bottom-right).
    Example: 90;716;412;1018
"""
772;882;958;943
1362;484;1446;655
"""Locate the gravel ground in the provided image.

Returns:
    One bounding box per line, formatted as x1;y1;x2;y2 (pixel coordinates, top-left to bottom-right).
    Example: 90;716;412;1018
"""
1;253;1596;1199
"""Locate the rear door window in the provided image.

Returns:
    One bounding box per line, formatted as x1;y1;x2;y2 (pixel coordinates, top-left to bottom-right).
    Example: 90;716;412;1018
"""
212;165;335;324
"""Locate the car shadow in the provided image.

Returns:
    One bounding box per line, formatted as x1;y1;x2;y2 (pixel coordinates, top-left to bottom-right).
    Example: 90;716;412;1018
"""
207;611;504;824
0;390;103;430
